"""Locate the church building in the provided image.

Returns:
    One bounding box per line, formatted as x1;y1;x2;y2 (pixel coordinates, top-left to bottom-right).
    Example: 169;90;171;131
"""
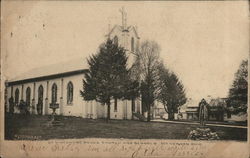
5;8;142;120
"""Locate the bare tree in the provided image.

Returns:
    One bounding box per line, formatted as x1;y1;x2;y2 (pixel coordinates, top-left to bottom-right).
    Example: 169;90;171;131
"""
135;40;161;121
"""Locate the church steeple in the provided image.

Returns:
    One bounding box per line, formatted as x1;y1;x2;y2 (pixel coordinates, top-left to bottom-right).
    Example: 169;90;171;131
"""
119;7;127;30
106;7;140;68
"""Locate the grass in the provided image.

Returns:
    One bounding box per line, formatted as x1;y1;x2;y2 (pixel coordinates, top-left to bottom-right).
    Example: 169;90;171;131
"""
5;113;247;141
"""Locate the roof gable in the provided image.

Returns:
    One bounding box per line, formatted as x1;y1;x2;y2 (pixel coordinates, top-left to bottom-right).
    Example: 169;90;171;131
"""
128;26;140;39
106;25;123;37
107;25;140;39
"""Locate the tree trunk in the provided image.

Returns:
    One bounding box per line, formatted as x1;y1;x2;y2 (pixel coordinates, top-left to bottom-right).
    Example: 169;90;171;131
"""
147;104;151;122
107;101;111;122
131;98;135;120
168;111;174;120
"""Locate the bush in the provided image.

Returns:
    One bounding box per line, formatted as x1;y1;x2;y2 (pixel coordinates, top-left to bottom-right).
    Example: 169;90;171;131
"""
188;127;220;140
18;100;30;115
227;105;247;115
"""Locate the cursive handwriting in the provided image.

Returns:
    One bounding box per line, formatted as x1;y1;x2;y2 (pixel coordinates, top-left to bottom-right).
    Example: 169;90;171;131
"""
19;140;207;158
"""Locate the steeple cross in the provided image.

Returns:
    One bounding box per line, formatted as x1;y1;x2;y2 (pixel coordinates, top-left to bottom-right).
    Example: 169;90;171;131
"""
119;7;127;30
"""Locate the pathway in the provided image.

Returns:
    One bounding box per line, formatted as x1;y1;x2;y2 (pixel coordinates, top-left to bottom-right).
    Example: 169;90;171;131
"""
151;119;248;129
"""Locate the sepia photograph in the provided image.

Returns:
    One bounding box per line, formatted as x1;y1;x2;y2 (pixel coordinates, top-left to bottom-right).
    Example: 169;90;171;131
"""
1;1;249;158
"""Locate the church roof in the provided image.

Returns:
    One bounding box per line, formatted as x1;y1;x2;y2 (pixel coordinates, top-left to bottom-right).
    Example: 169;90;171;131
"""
107;25;140;39
7;58;88;86
208;98;227;107
127;26;140;39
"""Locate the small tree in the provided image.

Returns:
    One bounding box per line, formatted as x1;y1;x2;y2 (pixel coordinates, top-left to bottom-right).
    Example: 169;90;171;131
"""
135;40;161;121
157;63;187;120
228;59;248;113
80;39;129;121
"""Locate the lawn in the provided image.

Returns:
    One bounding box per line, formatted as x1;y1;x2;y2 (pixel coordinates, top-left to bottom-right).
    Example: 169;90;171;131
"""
5;114;247;141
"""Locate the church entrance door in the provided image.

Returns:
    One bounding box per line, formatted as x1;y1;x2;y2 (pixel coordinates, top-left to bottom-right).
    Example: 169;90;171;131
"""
37;85;43;115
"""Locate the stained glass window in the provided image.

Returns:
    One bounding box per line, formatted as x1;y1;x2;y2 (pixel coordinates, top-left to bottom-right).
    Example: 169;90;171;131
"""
38;85;43;103
67;81;73;104
26;87;31;106
51;83;57;103
15;88;19;105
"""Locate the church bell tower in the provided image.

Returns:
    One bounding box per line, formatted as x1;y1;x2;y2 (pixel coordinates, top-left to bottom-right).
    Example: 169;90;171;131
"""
107;7;140;68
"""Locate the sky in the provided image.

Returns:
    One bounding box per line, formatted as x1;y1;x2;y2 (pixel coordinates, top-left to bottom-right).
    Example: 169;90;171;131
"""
1;1;249;100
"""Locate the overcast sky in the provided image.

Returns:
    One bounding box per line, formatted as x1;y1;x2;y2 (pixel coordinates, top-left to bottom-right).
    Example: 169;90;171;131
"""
2;1;249;100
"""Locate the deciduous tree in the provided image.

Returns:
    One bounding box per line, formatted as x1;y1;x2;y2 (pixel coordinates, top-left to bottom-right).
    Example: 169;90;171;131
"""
135;40;161;121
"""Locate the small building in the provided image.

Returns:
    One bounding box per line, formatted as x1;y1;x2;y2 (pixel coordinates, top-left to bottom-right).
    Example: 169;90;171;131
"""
207;98;227;121
209;98;247;122
181;98;200;120
180;97;247;122
177;104;188;120
152;102;168;119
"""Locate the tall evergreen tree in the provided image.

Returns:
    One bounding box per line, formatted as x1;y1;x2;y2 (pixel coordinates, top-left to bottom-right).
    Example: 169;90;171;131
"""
80;39;129;120
228;59;248;111
157;63;187;120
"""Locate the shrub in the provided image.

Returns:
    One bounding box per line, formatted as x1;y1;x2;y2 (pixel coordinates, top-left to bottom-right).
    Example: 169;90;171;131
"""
188;128;220;140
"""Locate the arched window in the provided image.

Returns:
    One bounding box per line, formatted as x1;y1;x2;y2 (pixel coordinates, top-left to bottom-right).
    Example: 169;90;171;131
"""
114;98;117;112
131;37;134;52
67;81;73;104
38;85;44;104
15;88;19;105
51;83;57;103
113;36;118;46
26;87;31;106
